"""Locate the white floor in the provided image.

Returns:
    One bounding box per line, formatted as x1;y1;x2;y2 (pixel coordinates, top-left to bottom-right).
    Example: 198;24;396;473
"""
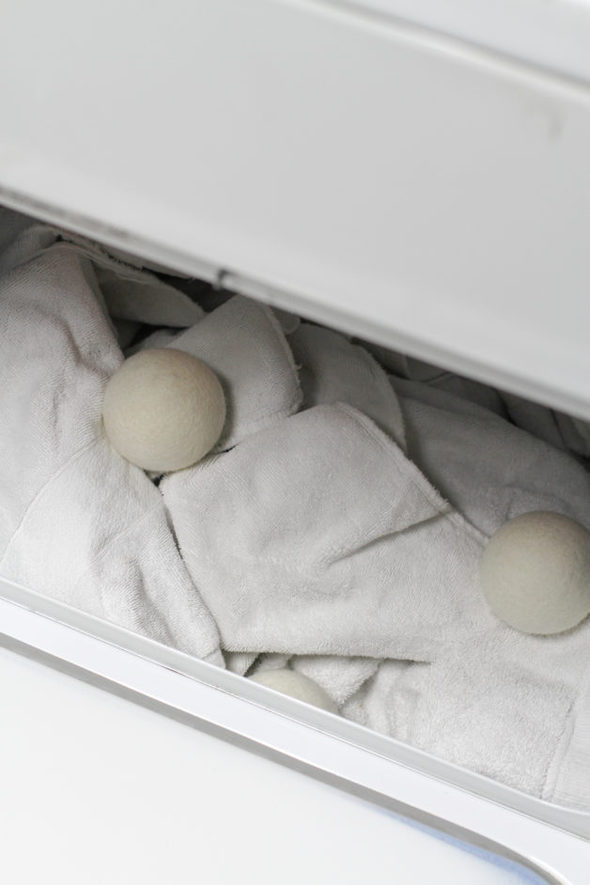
0;644;540;884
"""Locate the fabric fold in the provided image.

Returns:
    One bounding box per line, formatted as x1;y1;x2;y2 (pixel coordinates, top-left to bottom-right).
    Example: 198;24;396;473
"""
0;234;221;662
394;378;590;538
157;295;302;451
163;403;491;661
289;323;406;450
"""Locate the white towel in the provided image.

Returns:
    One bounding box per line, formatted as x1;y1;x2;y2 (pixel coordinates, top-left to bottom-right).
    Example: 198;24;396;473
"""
243;653;380;709
163;403;492;661
251;325;404;705
499;391;590;459
59;230;205;328
290;323;406;450
357;620;590;805
0;233;221;664
250;654;292;675
120;295;302;453
291;656;381;708
354;340;443;382
273;308;300;335
368;334;590;459
328;376;590;804
394;378;590;537
0;210;59;275
4;206;590;806
157;295;302;451
216;323;405;697
342;659;418;734
223;651;260;676
95;264;204;327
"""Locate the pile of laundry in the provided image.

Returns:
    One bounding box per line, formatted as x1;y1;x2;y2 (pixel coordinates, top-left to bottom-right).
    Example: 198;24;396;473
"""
1;207;590;810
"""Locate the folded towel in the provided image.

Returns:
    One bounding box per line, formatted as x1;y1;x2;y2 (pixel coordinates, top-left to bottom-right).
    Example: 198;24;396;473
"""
0;210;59;276
273;308;300;335
364;619;590;805
163;403;492;661
243;654;380;709
226;323;406;695
499;391;590;459
223;651;260;675
291;656;381;708
156;295;302;451
250;654;292;675
59;230;205;328
342;659;419;735
95;264;204;327
354;340;443;382
325;375;590;804
394;378;590;537
369;335;590;459
289;323;406;450
4;206;590;807
0;232;221;664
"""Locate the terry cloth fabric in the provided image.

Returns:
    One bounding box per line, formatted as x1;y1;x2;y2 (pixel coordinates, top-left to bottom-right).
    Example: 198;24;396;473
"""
325;375;590;805
162;403;492;662
218;321;404;700
94;263;204;327
363;335;590;458
62;235;205;327
258;323;404;705
499;391;590;459
393;378;590;538
290;656;382;709
289;323;406;451
346;618;590;806
0;225;221;664
223;651;260;676
4;204;590;808
156;295;302;452
0;213;60;277
356;339;506;412
245;653;380;709
549;657;590;810
342;659;419;735
354;340;444;382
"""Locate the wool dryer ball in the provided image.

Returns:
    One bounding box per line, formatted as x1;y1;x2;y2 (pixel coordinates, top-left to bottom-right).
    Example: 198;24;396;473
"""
248;669;339;714
102;348;226;472
480;511;590;635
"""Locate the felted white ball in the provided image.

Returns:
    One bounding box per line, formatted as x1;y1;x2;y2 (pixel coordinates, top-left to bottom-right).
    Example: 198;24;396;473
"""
480;511;590;635
102;348;226;472
248;669;339;714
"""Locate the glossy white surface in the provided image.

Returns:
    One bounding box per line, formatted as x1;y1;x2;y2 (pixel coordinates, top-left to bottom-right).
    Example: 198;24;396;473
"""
336;0;590;82
0;644;536;885
1;0;590;420
1;577;588;881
